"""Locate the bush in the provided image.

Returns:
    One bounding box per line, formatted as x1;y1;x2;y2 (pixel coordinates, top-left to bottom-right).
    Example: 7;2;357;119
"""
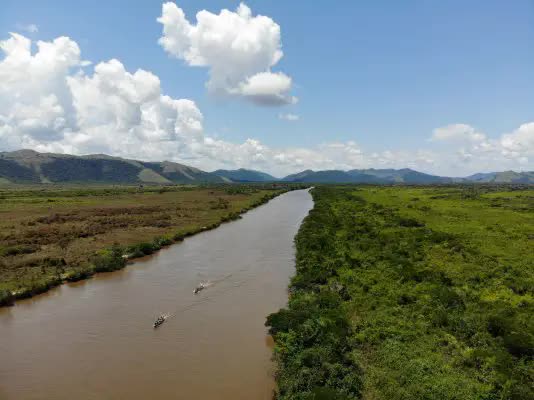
152;236;172;248
0;245;38;256
64;269;93;282
0;289;14;306
127;242;156;258
92;244;126;272
397;217;425;227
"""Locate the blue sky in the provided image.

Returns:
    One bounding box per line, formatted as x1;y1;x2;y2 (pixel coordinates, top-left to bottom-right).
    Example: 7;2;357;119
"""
1;1;533;175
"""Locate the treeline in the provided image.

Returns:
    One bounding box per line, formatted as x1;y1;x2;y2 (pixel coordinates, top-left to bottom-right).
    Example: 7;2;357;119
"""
267;186;533;399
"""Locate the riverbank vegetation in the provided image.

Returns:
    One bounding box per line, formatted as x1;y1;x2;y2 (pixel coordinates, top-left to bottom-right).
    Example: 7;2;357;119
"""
267;185;533;399
0;184;304;305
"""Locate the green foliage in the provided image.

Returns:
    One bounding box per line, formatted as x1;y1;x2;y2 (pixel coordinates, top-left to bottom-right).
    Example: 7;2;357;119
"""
91;244;126;272
127;235;187;258
267;186;533;399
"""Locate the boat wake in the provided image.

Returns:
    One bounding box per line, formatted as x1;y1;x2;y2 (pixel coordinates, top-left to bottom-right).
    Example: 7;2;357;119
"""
153;273;246;328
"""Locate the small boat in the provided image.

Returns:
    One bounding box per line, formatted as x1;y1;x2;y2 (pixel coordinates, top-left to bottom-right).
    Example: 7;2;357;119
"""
153;315;167;328
193;283;205;294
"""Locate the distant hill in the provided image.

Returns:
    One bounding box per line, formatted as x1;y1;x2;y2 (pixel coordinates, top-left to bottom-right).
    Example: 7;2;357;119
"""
282;169;389;183
281;170;315;182
282;168;451;184
282;168;533;184
1;149;532;184
349;168;452;184
465;171;534;183
212;168;278;182
0;150;224;184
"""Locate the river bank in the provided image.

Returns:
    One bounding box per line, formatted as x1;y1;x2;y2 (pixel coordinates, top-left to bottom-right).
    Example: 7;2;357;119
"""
0;184;305;306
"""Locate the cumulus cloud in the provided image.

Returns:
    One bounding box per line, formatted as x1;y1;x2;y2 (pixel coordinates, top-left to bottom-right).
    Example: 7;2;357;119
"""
432;124;486;143
1;33;533;177
427;123;534;175
0;33;81;147
500;122;534;159
279;113;299;121
157;2;296;106
0;33;204;161
64;59;204;158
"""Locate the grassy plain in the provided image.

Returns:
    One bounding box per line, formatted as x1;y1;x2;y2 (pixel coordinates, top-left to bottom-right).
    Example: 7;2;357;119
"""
267;185;533;399
0;184;292;305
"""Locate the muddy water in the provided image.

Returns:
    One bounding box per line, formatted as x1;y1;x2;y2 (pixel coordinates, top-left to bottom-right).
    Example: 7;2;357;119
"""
0;189;313;400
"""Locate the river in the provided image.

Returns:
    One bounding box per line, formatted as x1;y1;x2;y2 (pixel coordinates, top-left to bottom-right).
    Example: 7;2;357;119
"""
0;189;313;400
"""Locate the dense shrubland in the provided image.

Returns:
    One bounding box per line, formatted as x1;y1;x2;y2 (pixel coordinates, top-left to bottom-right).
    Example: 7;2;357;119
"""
267;186;533;399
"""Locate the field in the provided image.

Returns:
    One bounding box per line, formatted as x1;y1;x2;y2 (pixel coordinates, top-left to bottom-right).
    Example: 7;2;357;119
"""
0;184;294;305
267;185;533;399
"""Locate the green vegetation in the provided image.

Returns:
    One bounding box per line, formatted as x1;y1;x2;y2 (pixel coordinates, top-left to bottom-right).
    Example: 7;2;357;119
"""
0;149;225;184
212;168;278;182
0;183;305;305
267;185;533;399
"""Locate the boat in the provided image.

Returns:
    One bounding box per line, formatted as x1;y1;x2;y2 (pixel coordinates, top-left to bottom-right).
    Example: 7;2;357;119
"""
153;315;167;328
193;283;205;294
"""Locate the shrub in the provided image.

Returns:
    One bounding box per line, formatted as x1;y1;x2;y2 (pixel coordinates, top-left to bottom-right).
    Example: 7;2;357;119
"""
0;289;14;306
92;244;126;272
397;217;425;227
0;245;38;257
127;242;156;258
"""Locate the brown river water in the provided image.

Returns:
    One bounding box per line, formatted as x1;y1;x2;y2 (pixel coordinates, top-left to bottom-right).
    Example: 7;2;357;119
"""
0;189;313;400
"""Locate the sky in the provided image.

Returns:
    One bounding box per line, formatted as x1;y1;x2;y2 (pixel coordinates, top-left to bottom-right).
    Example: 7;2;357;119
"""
0;0;533;177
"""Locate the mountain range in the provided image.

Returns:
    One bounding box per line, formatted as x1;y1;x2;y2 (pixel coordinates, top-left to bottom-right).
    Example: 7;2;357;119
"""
0;149;223;184
212;168;278;182
0;150;532;184
281;168;453;184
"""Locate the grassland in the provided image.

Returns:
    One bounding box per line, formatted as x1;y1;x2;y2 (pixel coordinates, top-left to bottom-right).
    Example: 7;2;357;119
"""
0;184;298;305
267;185;533;400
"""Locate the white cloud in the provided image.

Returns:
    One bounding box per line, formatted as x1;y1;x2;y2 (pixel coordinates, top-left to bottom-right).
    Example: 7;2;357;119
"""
432;123;486;143
500;122;534;158
157;2;296;106
0;33;204;161
279;113;299;121
0;33;81;146
427;123;534;175
0;33;532;178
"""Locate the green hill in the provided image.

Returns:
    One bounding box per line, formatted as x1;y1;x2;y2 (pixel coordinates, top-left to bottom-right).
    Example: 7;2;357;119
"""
466;171;534;183
212;168;278;182
282;168;450;184
284;170;391;183
282;168;533;184
0;150;224;184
